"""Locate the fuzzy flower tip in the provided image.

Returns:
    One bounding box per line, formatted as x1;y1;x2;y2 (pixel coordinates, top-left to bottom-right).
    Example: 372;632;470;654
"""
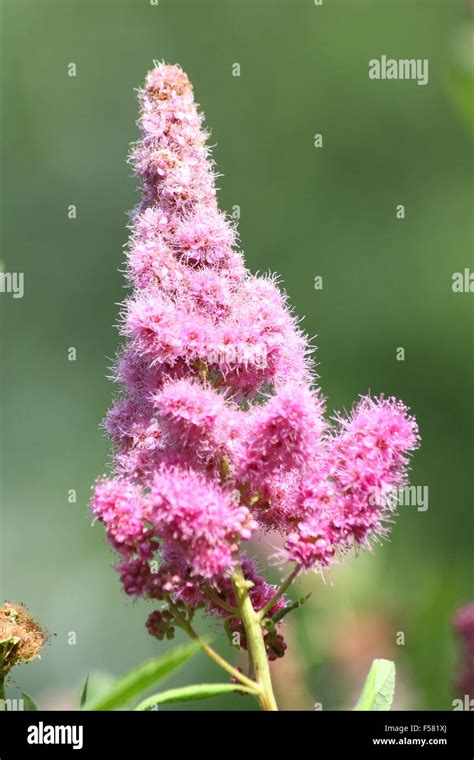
91;63;420;646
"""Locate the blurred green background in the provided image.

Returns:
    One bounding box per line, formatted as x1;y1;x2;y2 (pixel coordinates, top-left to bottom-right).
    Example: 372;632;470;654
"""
1;0;472;710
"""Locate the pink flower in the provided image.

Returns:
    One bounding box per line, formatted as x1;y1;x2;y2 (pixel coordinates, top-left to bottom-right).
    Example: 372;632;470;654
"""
153;379;232;464
127;237;186;291
91;479;150;557
186;269;232;319
331;396;420;495
285;396;420;569
233;384;325;487
173;207;236;267
148;468;257;579
91;64;420;651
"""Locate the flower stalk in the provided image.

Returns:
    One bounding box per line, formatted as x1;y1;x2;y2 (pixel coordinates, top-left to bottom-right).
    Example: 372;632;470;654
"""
232;566;278;711
165;596;260;695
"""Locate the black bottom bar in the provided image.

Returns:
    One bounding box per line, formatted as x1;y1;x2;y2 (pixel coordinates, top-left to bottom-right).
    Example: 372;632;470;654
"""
0;710;472;757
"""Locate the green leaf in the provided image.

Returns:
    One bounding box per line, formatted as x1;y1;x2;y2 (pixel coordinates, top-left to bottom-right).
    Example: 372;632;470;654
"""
78;671;116;709
84;640;202;711
135;682;252;710
353;659;396;711
79;675;89;708
21;692;38;711
272;592;312;624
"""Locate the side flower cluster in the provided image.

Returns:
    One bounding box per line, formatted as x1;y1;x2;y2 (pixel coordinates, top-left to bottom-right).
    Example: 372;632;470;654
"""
91;64;420;657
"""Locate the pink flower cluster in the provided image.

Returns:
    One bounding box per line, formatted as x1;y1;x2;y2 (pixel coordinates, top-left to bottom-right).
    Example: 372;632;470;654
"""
91;64;420;648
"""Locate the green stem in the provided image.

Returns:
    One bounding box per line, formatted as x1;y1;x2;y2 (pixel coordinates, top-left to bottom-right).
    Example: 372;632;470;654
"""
204;588;239;615
258;565;300;621
231;565;278;711
165;597;260;694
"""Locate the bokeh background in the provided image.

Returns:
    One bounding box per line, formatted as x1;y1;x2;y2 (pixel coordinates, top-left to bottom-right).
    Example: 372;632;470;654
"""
1;0;473;711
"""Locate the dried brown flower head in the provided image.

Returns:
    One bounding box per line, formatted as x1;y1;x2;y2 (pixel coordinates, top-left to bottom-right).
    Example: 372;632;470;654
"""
0;603;47;678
